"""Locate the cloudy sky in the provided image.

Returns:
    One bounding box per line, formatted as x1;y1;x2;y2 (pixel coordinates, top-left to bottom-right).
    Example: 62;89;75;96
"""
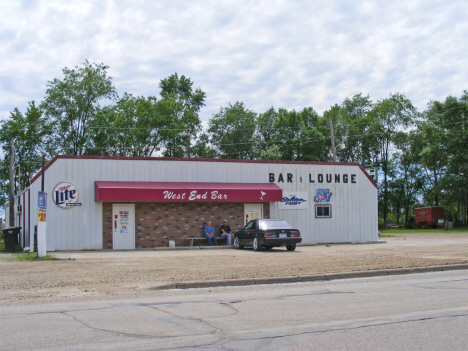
1;0;467;126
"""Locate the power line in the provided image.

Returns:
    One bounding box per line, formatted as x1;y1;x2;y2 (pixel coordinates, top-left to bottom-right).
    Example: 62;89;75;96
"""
3;103;465;132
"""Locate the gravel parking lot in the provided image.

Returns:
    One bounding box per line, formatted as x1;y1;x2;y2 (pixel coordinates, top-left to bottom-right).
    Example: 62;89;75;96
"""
1;232;468;305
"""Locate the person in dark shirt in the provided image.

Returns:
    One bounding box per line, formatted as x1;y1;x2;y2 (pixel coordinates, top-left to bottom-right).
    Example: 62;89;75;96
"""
219;219;233;245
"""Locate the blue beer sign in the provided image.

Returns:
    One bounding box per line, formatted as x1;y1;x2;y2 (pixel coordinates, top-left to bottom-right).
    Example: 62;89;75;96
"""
38;191;47;208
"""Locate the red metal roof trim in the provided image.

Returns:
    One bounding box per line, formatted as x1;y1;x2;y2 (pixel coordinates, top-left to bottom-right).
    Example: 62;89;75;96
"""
95;181;283;202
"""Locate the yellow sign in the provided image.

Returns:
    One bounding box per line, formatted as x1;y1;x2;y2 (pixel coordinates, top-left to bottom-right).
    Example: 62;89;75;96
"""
38;212;47;222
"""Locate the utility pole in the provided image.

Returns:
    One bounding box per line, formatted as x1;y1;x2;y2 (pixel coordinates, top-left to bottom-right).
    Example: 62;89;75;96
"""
37;154;47;257
328;114;337;162
187;136;191;158
42;155;45;192
9;141;15;227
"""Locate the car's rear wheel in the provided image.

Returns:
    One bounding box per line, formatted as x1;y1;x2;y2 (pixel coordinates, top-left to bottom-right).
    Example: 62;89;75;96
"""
253;237;263;251
286;243;296;251
234;236;244;249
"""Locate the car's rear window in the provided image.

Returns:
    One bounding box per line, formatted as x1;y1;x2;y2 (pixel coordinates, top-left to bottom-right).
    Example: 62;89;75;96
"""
259;220;292;230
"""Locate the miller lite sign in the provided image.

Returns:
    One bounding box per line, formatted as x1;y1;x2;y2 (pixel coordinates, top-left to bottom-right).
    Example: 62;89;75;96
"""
53;181;81;209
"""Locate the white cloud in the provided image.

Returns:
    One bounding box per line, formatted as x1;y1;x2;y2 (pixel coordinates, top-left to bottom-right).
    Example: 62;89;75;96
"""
1;0;467;122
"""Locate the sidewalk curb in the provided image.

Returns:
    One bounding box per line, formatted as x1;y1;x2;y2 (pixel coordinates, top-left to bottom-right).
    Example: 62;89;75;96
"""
149;263;468;290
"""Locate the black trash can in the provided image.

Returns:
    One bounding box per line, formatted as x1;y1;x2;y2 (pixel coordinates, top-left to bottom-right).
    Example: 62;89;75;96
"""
2;227;22;252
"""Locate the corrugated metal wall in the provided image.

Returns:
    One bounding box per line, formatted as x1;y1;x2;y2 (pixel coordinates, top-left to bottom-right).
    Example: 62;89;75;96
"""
4;188;31;248
29;157;378;250
268;163;378;244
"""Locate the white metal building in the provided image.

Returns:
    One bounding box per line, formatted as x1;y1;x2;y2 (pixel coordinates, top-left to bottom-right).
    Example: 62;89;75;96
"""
7;155;378;250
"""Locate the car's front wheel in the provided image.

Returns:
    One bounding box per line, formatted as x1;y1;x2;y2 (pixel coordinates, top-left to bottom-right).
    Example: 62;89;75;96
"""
286;243;296;251
234;236;244;249
253;237;263;251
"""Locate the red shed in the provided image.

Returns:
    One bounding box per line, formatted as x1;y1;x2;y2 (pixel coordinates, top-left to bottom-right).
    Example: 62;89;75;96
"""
415;207;444;228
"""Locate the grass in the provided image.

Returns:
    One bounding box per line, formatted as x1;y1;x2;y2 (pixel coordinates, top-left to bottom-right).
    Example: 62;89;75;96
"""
7;252;57;261
1;237;55;260
1;251;57;261
381;227;468;234
379;234;397;237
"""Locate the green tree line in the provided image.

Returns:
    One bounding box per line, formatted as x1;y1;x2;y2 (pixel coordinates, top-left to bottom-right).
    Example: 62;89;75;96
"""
1;61;467;226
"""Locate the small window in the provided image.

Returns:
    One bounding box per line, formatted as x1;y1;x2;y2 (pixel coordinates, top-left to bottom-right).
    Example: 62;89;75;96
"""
315;204;332;218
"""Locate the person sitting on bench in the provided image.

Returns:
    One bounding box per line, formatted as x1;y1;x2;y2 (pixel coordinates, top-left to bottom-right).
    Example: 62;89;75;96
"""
204;221;218;246
219;219;233;245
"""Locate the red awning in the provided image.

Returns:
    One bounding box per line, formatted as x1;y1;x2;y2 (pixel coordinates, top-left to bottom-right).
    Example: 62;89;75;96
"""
95;181;283;202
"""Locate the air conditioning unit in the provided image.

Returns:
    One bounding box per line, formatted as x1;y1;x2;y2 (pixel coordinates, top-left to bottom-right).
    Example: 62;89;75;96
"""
365;167;378;182
15;205;22;213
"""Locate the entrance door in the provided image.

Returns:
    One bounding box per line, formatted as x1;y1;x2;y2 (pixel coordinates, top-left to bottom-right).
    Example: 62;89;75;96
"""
113;204;135;250
244;204;263;225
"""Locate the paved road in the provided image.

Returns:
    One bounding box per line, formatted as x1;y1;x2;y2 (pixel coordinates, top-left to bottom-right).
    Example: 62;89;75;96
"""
1;270;468;350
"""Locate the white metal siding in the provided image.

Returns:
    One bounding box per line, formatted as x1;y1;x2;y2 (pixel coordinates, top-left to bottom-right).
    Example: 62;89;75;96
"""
29;158;379;250
5;188;31;249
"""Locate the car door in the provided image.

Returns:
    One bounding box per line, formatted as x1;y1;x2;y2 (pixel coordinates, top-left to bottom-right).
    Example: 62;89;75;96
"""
245;220;259;244
238;220;255;244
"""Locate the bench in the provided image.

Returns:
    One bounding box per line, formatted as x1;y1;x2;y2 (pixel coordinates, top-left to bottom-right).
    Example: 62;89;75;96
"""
384;220;403;230
386;225;403;229
187;236;227;246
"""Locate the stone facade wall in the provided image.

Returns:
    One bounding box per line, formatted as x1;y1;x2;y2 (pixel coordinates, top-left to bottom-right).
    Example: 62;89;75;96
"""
103;202;270;248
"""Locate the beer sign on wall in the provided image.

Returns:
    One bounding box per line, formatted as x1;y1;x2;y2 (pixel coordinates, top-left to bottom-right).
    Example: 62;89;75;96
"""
53;181;82;209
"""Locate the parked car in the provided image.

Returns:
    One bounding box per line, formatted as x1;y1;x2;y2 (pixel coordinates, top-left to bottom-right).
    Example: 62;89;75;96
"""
234;219;302;251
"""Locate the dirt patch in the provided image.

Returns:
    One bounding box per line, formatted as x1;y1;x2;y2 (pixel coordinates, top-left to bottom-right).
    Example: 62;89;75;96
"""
1;232;468;305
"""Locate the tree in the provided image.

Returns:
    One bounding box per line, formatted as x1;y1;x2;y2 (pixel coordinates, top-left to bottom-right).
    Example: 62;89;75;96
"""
273;108;302;161
390;131;425;225
258;144;283;160
322;94;379;165
0;101;53;205
88;93;164;156
158;73;205;157
264;107;326;162
257;106;326;162
371;93;418;221
424;91;468;224
256;107;285;161
208;102;257;159
42;61;117;155
417;120;447;206
257;107;278;149
86;73;205;158
190;133;220;159
294;107;327;161
341;94;377;165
